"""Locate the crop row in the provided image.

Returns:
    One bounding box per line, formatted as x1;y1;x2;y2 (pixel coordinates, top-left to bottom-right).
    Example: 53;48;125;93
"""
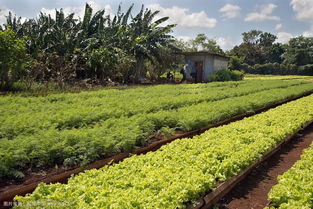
0;80;308;139
14;94;313;209
266;143;313;208
1;83;313;179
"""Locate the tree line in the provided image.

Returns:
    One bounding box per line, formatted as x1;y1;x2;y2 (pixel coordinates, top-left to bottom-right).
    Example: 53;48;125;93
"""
177;31;313;76
0;3;179;90
0;3;313;90
227;30;313;75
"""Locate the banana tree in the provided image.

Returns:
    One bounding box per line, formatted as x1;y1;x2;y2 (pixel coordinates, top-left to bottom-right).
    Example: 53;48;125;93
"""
129;5;176;82
3;3;178;84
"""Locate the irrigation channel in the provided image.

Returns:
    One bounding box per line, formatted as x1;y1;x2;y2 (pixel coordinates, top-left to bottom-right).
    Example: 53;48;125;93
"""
0;92;313;208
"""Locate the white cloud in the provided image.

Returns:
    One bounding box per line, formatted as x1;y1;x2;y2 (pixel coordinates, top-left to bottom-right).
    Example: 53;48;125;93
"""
245;4;280;22
41;1;112;20
148;4;217;29
216;37;236;50
219;4;241;19
276;32;294;43
303;26;313;37
290;0;313;22
176;35;192;42
275;24;283;30
290;0;313;37
0;8;11;24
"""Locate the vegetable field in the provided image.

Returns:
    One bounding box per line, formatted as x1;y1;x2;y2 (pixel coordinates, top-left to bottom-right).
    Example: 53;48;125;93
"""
1;1;313;208
13;92;313;209
267;142;313;208
245;75;313;81
1;80;313;180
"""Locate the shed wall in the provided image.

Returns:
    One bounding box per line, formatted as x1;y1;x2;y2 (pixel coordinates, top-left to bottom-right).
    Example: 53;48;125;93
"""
213;56;228;72
185;54;228;82
203;55;214;82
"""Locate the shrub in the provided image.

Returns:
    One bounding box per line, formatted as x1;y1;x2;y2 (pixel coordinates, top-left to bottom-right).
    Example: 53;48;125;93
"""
241;62;313;76
228;56;244;71
0;29;29;90
298;64;313;75
87;47;118;81
209;69;244;82
252;63;281;75
231;70;245;80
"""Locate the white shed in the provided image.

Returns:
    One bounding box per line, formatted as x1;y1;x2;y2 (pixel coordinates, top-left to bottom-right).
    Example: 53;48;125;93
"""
180;51;229;83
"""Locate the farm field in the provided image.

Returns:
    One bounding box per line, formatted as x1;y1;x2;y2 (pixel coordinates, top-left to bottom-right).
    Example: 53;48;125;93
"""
217;119;313;209
13;93;313;209
1;1;312;208
1;80;313;180
245;74;313;81
4;80;304;138
267;142;313;209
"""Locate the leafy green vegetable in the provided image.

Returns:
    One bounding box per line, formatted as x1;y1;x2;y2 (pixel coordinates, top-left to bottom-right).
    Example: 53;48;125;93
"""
1;81;313;179
14;94;313;209
0;80;306;138
267;142;313;209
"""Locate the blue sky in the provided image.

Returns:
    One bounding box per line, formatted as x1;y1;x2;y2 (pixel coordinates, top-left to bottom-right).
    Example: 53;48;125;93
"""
0;0;312;50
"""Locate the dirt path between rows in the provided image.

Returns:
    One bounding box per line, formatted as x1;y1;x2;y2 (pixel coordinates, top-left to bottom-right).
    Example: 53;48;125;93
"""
216;123;313;209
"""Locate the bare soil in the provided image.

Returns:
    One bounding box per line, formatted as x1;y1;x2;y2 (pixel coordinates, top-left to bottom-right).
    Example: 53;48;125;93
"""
216;123;313;209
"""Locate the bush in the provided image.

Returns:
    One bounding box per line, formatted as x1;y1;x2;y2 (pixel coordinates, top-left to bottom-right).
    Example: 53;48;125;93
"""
231;70;245;80
209;69;244;82
242;62;313;76
87;47;118;81
228;56;244;71
298;64;313;75
0;29;29;90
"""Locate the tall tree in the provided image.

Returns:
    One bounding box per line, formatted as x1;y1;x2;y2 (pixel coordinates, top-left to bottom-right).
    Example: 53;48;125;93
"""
129;5;176;82
2;3;177;84
242;30;262;44
230;30;283;65
283;36;313;66
0;29;29;89
190;33;224;54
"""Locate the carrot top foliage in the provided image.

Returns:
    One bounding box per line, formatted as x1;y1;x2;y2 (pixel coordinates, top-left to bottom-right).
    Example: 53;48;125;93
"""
1;80;313;180
14;91;313;209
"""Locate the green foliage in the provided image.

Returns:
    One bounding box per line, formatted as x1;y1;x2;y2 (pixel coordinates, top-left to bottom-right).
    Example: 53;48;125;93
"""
283;36;313;66
175;34;224;54
244;63;313;76
14;94;313;209
0;29;29;90
145;47;183;80
228;56;244;71
87;47;118;81
230;31;312;76
129;6;176;82
0;80;312;179
190;34;224;54
209;69;244;82
267;43;285;63
298;64;313;75
230;30;282;66
3;3;176;85
245;75;313;81
231;70;245;80
267;143;313;208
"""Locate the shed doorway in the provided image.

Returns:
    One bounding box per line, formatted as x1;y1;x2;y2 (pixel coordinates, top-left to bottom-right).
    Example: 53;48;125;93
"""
195;61;203;83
